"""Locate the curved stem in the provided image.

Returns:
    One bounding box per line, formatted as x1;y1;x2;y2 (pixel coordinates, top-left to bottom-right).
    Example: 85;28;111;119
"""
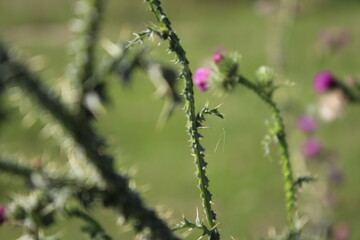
145;0;219;238
238;76;297;229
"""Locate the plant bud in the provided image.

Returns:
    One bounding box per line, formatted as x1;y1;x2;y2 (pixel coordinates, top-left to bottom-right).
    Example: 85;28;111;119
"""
255;66;274;87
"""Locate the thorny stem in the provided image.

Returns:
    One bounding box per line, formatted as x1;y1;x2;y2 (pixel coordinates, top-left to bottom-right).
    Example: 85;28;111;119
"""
71;0;153;106
145;0;220;239
0;157;104;193
238;75;297;229
0;45;178;240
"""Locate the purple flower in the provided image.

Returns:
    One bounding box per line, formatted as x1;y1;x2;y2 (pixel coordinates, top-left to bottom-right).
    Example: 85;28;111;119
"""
301;138;323;158
297;115;317;133
314;71;336;93
194;68;211;91
333;222;350;240
0;205;6;225
213;52;224;63
318;29;351;53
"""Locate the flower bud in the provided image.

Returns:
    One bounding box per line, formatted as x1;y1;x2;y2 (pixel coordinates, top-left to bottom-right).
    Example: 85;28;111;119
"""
314;71;336;93
255;66;274;87
212;53;240;94
213;52;224;63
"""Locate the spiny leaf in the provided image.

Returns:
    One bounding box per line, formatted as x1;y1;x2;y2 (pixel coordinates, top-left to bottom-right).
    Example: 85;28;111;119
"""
294;176;316;189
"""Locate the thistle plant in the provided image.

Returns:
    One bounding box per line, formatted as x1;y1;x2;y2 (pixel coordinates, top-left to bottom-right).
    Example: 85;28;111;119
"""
293;71;360;239
239;69;298;231
194;53;305;237
1;0;221;237
0;0;299;238
308;70;360;123
1;1;359;240
144;0;221;239
0;0;182;238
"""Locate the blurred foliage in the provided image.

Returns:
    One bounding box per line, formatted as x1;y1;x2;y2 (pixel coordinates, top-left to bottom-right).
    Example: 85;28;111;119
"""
0;0;360;239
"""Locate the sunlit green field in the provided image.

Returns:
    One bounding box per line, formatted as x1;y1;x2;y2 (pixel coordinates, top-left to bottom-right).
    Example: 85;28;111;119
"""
1;0;360;239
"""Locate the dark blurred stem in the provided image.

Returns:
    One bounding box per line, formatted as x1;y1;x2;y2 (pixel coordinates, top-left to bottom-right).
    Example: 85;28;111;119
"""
238;75;297;229
0;45;178;240
0;157;103;193
0;158;34;177
78;0;106;84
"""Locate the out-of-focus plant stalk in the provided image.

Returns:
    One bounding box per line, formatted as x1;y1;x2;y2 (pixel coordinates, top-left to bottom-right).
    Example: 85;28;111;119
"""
68;0;106;117
76;0;106;85
268;0;298;76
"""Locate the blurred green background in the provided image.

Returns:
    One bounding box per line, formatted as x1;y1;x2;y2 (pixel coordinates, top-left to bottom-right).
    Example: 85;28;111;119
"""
1;0;360;239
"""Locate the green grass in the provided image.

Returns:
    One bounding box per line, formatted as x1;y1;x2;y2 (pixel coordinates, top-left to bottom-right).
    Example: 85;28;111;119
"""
1;0;360;239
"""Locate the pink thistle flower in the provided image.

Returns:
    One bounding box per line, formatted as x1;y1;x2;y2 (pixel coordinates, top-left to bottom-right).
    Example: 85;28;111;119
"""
194;68;211;91
301;138;323;158
0;205;6;225
314;71;336;93
213;52;224;63
297;115;317;133
333;222;350;240
318;29;351;53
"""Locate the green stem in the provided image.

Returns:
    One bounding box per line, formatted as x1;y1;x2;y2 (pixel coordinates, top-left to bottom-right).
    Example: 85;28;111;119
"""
238;76;297;229
145;0;219;238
